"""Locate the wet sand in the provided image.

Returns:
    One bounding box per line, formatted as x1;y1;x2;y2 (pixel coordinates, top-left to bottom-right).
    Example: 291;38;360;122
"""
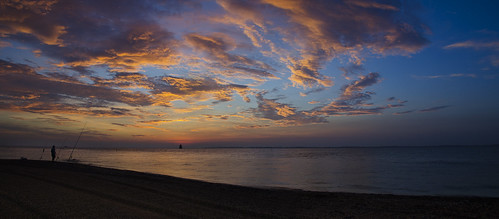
1;159;498;218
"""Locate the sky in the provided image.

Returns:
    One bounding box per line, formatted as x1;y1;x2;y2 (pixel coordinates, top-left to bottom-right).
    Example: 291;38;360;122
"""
1;0;498;148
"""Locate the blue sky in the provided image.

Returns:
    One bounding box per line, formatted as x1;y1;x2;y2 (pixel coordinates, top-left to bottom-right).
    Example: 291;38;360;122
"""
0;0;498;147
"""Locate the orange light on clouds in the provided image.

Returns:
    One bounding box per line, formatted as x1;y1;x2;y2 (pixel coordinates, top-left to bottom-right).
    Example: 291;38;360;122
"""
1;0;498;147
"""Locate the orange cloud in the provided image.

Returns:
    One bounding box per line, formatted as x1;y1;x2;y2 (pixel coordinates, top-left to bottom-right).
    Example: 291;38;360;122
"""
287;56;333;88
0;60;150;103
0;0;65;45
152;76;251;105
251;92;327;127
92;73;153;89
56;24;179;72
171;105;213;114
262;0;427;87
1;1;187;73
213;0;270;49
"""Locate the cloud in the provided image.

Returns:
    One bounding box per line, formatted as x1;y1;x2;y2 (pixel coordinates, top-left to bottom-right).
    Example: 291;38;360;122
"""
111;123;128;127
444;40;499;50
92;72;153;89
490;56;499;67
0;40;12;47
261;0;429;88
151;76;251;105
339;63;365;79
92;72;253;106
0;58;257;120
414;74;477;79
213;0;428;88
1;0;185;72
111;122;169;131
2;0;430;93
0;118;113;142
216;0;266;29
52;22;179;72
387;97;407;104
251;72;403;119
394;105;451;115
213;0;273;51
0;122;80;141
10;114;78;125
348;0;399;11
0;0;435;142
171;105;213;114
287;56;334;88
444;40;499;67
251;92;327;126
201;114;246;121
419;105;451;113
2;0;429;98
234;124;270;129
203;114;229;120
184;33;277;81
342;72;381;97
139;120;174;125
393;110;415;115
0;0;65;45
299;87;326;97
317;72;401;116
0;59;153;115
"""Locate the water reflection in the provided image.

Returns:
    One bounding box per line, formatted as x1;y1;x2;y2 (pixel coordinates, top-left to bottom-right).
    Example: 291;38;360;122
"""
1;146;498;197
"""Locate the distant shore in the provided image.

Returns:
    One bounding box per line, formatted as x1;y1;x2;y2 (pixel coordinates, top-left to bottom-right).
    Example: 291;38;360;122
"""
1;159;498;218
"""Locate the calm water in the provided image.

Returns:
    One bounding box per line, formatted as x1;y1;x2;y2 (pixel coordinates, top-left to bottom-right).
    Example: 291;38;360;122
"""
2;146;499;197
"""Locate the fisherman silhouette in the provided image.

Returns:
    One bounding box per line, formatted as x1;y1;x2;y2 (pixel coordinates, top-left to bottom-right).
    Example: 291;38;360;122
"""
179;144;182;149
51;145;56;161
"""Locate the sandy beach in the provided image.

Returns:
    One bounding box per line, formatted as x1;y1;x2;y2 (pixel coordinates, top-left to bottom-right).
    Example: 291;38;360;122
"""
1;159;498;218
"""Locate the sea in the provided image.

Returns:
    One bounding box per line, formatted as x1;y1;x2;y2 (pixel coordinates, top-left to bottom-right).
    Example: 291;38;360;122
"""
1;145;499;197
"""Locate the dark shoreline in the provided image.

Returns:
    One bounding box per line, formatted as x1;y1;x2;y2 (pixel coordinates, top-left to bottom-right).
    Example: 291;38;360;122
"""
1;159;498;218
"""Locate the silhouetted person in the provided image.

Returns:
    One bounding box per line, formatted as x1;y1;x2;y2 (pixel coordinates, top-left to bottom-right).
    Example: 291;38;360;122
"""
51;145;56;161
179;144;182;149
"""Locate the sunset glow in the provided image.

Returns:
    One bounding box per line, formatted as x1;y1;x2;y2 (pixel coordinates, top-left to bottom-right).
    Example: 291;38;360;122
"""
1;0;498;147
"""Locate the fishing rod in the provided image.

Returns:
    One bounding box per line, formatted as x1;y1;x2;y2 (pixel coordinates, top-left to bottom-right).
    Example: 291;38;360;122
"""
68;122;87;161
56;137;67;161
39;142;49;160
39;148;45;160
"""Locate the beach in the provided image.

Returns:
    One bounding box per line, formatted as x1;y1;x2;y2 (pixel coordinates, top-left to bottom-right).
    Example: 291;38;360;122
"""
1;159;498;218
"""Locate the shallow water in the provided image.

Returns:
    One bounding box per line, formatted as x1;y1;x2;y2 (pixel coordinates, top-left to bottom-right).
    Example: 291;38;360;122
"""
2;146;499;197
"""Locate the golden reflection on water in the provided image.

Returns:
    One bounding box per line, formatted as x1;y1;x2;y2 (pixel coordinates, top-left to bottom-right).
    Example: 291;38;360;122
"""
2;146;499;197
70;148;376;192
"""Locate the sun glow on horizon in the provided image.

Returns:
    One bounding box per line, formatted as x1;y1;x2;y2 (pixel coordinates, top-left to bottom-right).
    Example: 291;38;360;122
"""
1;0;498;147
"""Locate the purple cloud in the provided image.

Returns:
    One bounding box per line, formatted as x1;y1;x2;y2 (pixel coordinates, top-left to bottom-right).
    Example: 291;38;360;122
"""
317;72;403;116
184;33;277;80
